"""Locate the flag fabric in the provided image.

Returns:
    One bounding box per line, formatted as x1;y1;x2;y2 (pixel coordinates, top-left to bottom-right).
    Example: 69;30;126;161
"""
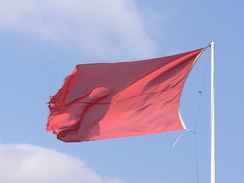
47;48;204;142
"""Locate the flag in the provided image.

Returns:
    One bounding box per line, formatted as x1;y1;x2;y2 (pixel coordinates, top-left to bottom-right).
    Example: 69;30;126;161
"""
47;48;204;142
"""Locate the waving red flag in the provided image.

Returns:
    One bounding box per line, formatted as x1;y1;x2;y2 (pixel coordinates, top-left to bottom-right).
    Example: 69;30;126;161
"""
47;48;204;142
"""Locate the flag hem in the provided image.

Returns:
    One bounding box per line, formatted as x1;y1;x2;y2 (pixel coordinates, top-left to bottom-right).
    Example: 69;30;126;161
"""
178;48;207;130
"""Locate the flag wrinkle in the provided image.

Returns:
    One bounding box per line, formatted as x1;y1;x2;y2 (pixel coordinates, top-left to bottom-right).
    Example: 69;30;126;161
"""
49;85;184;109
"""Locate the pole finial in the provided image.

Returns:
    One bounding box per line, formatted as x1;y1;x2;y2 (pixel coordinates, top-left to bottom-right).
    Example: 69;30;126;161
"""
210;41;215;48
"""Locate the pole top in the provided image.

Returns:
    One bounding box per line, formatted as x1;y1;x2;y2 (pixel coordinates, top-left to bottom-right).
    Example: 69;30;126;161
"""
210;41;215;48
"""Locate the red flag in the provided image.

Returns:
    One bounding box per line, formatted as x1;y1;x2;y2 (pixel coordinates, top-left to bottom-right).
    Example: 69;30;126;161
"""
47;48;204;142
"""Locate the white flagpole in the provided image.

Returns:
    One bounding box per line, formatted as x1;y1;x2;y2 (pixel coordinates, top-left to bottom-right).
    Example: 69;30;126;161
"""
210;41;216;183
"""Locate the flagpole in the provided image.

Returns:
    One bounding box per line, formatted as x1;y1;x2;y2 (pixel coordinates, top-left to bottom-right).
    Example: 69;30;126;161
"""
210;41;216;183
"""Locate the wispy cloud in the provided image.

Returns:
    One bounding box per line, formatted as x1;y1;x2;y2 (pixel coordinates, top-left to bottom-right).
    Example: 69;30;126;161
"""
0;144;125;183
0;0;156;59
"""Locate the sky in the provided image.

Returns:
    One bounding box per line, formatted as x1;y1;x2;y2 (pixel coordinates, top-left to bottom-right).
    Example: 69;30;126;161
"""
0;0;243;183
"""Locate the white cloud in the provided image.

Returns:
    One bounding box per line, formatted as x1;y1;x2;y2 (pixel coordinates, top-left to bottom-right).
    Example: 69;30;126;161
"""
0;144;125;183
0;0;156;59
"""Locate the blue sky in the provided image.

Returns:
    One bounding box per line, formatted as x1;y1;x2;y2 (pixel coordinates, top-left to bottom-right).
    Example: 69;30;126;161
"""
0;0;243;183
